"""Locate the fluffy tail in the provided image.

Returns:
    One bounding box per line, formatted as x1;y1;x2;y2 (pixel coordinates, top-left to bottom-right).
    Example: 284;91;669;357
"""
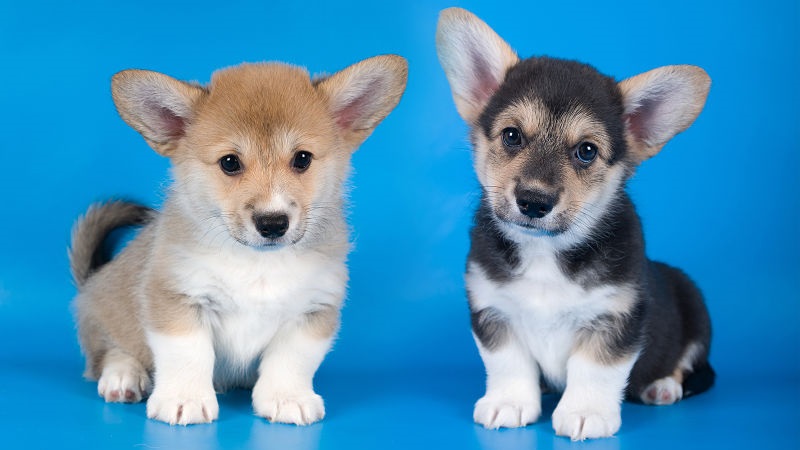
682;361;716;398
69;200;154;288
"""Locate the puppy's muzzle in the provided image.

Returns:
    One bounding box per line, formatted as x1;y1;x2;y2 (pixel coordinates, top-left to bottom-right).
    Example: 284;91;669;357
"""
253;213;290;239
515;187;558;219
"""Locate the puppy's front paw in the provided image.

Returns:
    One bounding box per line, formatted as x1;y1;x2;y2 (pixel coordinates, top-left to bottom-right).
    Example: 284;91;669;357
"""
473;395;541;429
552;401;620;440
146;389;219;425
98;366;151;403
253;389;325;425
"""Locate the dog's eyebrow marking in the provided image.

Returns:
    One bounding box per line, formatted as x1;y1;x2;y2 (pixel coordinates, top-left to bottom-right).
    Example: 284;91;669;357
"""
491;98;548;138
471;306;511;351
559;106;611;154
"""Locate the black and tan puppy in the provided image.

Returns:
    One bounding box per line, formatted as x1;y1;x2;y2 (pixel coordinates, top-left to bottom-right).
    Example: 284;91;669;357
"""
436;7;713;440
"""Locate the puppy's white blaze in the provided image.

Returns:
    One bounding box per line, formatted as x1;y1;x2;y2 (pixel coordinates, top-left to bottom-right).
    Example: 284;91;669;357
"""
552;353;637;440
467;260;637;388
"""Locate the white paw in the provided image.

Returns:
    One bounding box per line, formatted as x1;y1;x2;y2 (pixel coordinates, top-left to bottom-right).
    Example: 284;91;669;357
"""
253;390;325;425
97;365;151;403
641;376;683;405
146;389;219;425
552;401;620;440
473;395;541;429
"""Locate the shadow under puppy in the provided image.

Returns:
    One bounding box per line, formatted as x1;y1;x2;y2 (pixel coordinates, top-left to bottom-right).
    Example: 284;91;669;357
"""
69;55;407;425
436;8;713;440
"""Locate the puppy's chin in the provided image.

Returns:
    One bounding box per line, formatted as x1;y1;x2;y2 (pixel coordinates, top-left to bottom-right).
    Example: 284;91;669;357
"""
232;232;306;251
223;225;306;251
492;209;569;239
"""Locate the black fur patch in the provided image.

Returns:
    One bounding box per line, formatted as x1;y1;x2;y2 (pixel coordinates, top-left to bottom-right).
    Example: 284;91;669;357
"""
470;306;510;351
626;262;713;398
556;192;646;288
467;197;521;282
478;56;628;167
578;298;646;364
92;202;154;272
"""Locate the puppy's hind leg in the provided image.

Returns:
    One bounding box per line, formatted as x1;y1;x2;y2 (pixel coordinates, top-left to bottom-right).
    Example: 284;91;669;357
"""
97;348;151;403
638;342;713;405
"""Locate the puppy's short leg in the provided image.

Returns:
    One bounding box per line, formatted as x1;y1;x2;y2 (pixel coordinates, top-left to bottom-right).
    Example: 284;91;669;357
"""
145;328;218;425
471;308;540;429
640;375;683;405
552;352;636;440
97;348;151;403
252;305;339;425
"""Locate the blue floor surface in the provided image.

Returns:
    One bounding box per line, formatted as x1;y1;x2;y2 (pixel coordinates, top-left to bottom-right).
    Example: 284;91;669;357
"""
2;0;799;449
1;355;797;450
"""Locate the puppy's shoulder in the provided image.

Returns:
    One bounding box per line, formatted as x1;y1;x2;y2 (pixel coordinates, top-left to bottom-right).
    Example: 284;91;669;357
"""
557;193;647;288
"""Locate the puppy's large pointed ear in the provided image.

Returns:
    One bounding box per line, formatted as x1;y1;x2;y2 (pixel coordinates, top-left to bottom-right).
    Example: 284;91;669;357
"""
436;7;519;125
315;55;408;150
618;65;710;162
111;70;206;156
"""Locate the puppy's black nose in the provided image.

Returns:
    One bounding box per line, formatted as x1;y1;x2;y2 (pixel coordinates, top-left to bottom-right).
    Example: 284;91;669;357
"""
253;213;289;239
515;189;557;219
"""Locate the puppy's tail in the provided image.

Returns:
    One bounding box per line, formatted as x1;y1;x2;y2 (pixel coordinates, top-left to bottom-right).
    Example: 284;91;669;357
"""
69;200;154;288
682;360;716;398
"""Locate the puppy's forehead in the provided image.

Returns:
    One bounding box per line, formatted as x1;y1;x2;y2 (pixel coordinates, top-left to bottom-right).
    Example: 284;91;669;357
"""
198;63;335;139
480;57;625;141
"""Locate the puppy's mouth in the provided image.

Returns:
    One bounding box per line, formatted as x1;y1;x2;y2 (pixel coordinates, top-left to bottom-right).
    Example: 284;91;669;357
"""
491;203;569;236
497;215;567;236
232;229;306;250
229;235;302;251
217;213;307;250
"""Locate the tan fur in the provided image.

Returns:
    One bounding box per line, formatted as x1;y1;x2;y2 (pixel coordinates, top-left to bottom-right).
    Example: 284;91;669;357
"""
72;56;408;389
304;305;342;339
436;7;519;124
618;65;711;162
76;226;155;378
573;285;641;364
477;102;618;235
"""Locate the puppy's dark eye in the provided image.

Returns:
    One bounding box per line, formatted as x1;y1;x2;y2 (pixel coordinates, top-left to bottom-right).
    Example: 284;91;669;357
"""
219;154;242;175
576;142;598;164
292;151;313;172
501;127;523;148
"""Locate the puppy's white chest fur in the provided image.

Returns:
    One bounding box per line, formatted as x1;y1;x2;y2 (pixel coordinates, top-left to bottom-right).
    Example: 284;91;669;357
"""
169;242;347;387
468;241;625;386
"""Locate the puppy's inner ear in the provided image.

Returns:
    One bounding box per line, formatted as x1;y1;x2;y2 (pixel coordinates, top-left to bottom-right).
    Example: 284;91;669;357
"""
331;74;386;132
152;104;188;141
435;7;519;124
619;65;711;161
111;70;206;156
316;55;408;149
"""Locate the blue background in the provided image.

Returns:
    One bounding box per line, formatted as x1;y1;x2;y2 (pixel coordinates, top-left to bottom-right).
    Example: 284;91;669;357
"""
1;0;798;448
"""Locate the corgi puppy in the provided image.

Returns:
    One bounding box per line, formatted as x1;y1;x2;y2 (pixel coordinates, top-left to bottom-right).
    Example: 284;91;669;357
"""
69;56;407;425
436;8;713;440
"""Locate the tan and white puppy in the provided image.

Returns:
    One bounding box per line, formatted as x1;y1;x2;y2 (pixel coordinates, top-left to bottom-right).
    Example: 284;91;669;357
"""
437;8;713;440
69;56;407;425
